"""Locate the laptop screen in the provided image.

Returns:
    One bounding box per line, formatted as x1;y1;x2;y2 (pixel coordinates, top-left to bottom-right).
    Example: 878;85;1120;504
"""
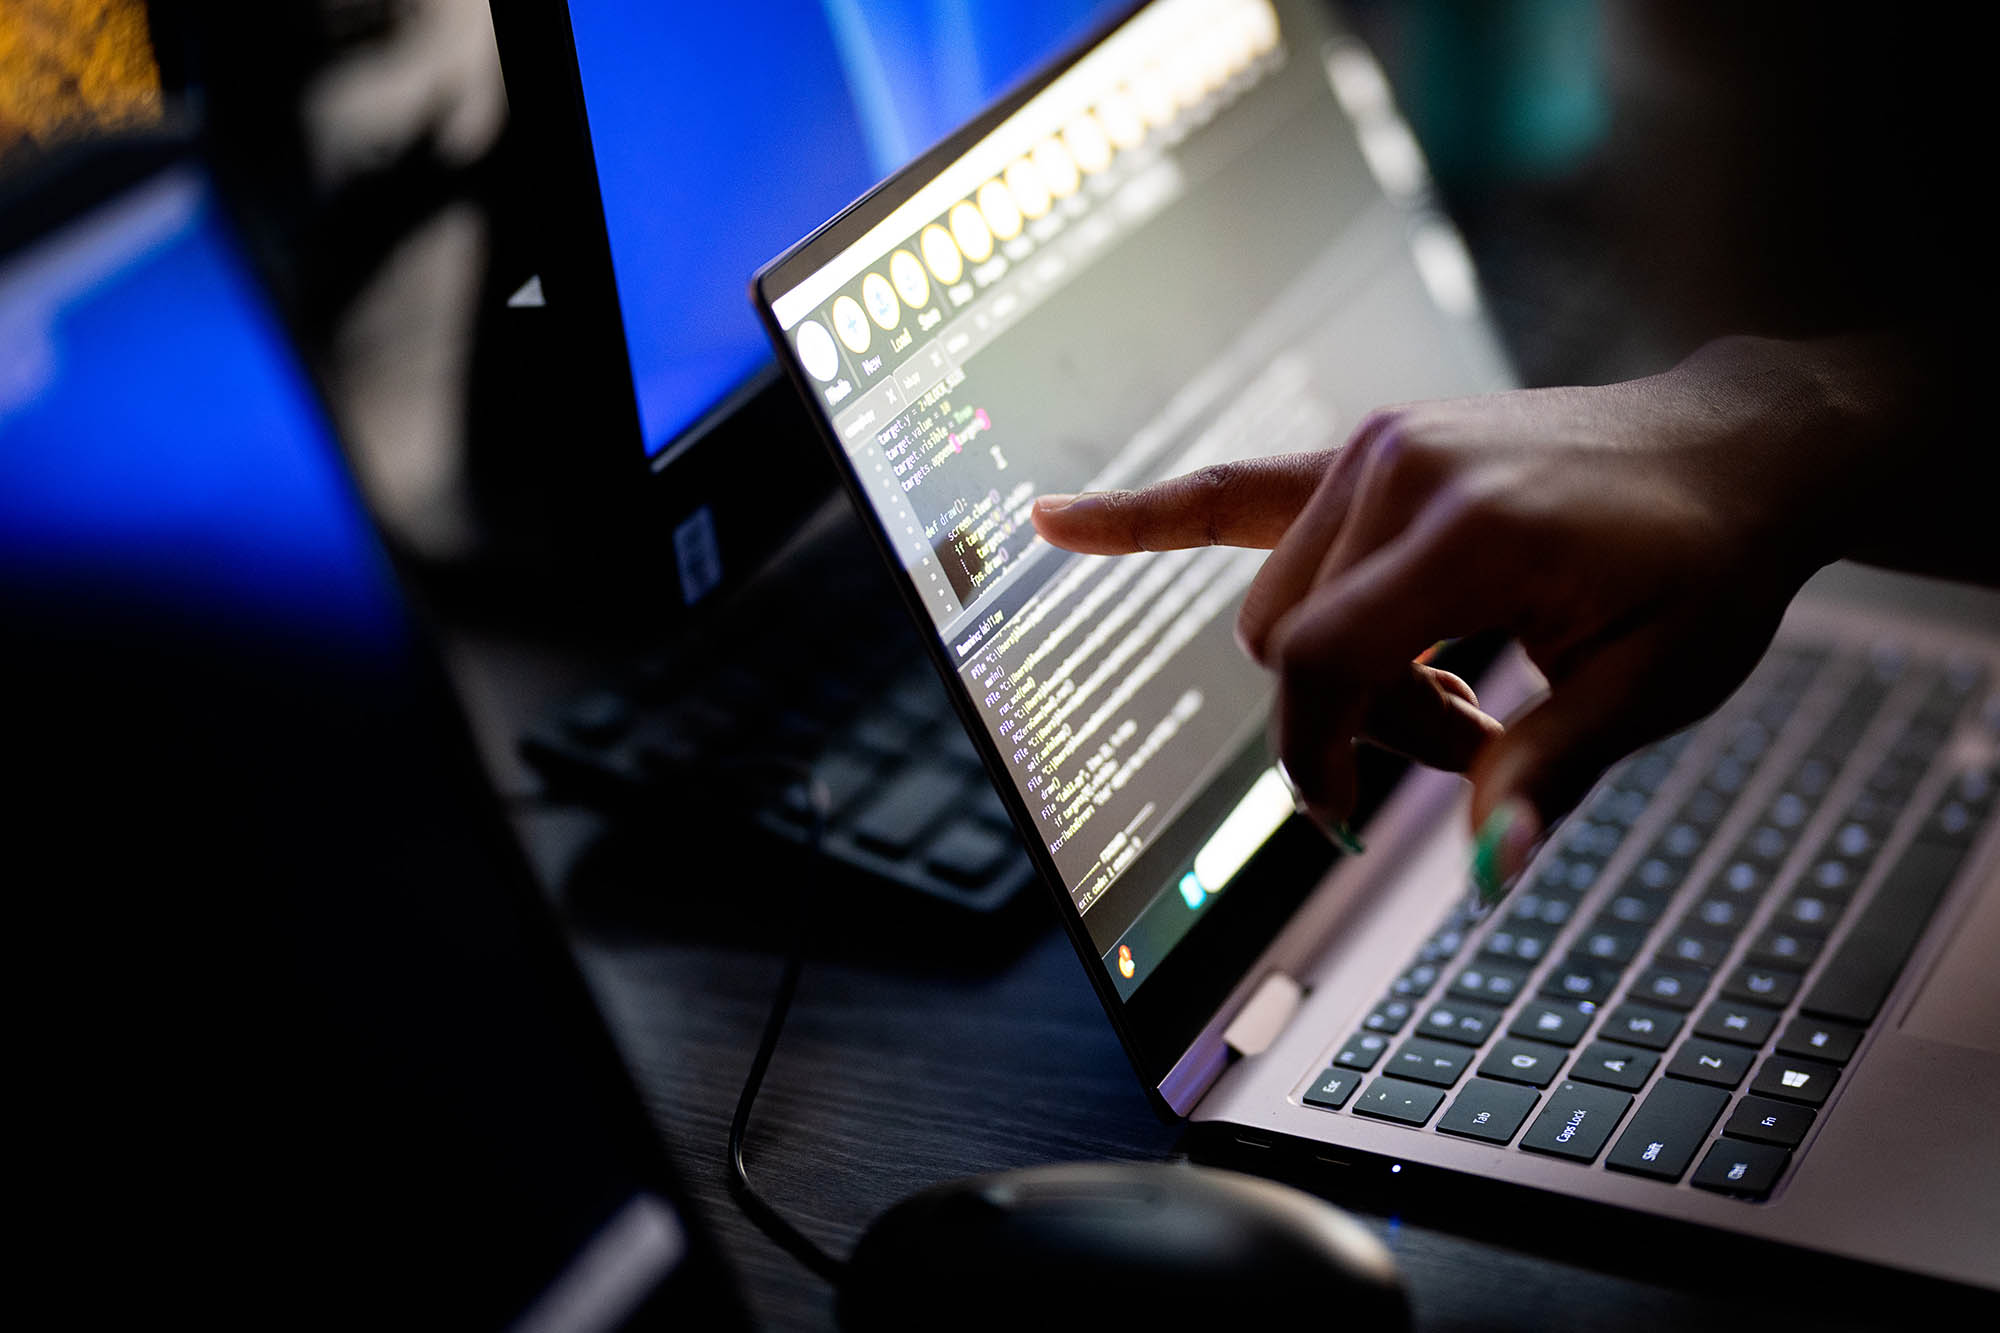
564;0;1124;461
2;159;735;1325
761;0;1510;1004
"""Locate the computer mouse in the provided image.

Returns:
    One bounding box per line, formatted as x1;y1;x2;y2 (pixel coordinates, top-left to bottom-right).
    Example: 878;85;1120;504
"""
838;1161;1409;1329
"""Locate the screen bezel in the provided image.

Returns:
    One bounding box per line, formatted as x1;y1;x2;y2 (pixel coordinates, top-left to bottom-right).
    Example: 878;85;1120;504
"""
752;0;1347;1111
480;0;841;615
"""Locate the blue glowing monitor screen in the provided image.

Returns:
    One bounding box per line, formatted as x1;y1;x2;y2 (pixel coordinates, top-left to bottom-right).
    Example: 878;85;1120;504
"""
565;0;1122;460
0;166;398;648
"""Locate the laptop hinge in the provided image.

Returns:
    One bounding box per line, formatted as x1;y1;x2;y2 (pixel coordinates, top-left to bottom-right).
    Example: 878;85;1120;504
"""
1222;971;1304;1057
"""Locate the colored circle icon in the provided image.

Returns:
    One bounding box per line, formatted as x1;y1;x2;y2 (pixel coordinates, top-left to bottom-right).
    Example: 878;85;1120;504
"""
1170;48;1208;108
1004;157;1051;220
1247;0;1280;55
1064;112;1112;175
1099;86;1146;151
862;271;900;329
795;319;839;382
949;199;994;263
1134;62;1176;128
920;222;963;284
831;295;870;353
976;179;1023;240
889;248;930;308
1033;136;1080;197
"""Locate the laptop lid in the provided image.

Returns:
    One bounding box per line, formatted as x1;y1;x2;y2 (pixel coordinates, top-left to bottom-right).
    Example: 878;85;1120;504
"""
752;0;1512;1112
2;140;743;1327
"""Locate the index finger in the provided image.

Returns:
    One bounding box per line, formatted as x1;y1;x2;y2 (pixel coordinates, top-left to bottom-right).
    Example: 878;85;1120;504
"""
1030;452;1330;555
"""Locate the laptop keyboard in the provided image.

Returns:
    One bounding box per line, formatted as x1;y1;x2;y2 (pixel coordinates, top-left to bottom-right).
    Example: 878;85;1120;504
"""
1302;638;1998;1200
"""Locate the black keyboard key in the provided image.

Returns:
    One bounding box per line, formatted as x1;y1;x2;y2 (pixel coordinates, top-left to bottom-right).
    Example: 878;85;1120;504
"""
1692;1138;1790;1199
1605;1079;1730;1182
1801;840;1969;1024
1748;1055;1839;1107
1352;1076;1447;1126
1577;922;1646;966
1389;962;1442;999
1665;1039;1756;1088
1437;1079;1541;1144
1928;767;1995;846
1385;1037;1472;1088
1633;965;1707;1011
1680;784;1728;829
1659;931;1731;970
1685;895;1751;938
1746;928;1823;971
1725;1095;1816;1148
1417;1000;1504;1046
1478;1038;1567;1088
1417;924;1472;965
1449;963;1530;1005
1779;893;1844;933
1776;1017;1863;1065
1658;820;1707;860
1722;965;1800;1007
1739;823;1793;868
1334;1031;1390;1071
1694;1000;1781;1047
922;819;1011;884
1589;785;1650;829
1303;1067;1362;1110
1602;889;1669;927
1571;1041;1658;1091
1714;859;1767;898
1827;820;1878;862
1806;856;1860;895
1519;1081;1633;1163
1363;999;1415;1033
1602;1002;1683;1051
851;764;966;855
1481;923;1556;965
1508;999;1594;1047
1628;855;1681;894
1506;890;1576;929
1541;957;1623;1005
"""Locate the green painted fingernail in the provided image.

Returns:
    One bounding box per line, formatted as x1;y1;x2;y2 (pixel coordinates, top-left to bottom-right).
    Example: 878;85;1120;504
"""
1470;800;1536;906
1331;821;1366;856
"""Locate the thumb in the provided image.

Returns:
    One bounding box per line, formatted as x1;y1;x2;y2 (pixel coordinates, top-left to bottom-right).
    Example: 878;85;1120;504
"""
1465;622;1772;902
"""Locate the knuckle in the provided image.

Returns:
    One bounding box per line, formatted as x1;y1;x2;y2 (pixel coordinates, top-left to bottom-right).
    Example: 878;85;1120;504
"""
1182;463;1242;545
1365;419;1453;501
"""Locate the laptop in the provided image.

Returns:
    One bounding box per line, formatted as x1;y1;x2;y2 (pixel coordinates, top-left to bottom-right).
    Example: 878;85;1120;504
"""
2;139;744;1327
750;0;2000;1292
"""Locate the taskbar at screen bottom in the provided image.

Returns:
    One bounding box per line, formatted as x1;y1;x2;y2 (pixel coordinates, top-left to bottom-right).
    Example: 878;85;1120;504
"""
1103;766;1305;999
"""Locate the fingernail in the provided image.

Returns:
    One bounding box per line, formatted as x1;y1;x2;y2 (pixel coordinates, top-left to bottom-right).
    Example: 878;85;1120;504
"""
1415;638;1454;666
1033;492;1080;512
1277;761;1364;855
1470;798;1541;907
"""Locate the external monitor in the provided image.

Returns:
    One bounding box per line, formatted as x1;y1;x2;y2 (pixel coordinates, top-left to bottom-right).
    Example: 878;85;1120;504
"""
485;0;1126;613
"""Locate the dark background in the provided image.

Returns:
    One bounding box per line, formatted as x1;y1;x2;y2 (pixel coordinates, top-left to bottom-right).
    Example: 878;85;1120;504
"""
7;1;1988;1326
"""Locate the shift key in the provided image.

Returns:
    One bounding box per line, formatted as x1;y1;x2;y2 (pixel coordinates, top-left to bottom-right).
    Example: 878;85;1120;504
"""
1606;1079;1730;1181
1520;1081;1633;1163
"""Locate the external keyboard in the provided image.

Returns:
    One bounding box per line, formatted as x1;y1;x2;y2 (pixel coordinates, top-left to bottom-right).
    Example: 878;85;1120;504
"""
519;514;1035;916
1301;639;1998;1201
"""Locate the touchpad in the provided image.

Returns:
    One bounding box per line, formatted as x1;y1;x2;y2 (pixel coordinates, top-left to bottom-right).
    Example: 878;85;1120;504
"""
1900;867;2000;1054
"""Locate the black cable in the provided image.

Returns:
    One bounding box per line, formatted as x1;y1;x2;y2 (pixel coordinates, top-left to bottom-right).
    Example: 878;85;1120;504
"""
725;763;849;1285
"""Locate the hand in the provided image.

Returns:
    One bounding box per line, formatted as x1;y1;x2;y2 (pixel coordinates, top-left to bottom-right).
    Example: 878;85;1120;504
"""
1032;336;1908;892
